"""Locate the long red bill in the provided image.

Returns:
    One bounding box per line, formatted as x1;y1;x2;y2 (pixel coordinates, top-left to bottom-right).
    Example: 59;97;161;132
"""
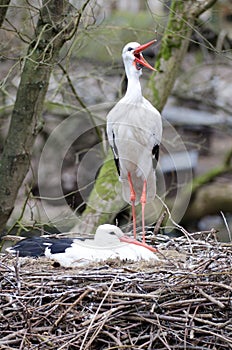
133;39;157;71
134;39;157;54
120;235;157;253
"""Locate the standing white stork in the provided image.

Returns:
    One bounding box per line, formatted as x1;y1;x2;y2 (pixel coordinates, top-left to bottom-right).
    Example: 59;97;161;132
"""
107;40;162;243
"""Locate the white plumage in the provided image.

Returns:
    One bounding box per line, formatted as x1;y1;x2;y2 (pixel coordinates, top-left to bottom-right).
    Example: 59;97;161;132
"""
45;225;158;267
6;224;158;267
107;103;161;204
107;40;162;241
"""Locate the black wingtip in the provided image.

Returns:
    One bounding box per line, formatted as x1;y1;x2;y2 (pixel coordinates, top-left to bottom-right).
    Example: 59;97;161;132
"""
6;236;75;257
6;237;52;257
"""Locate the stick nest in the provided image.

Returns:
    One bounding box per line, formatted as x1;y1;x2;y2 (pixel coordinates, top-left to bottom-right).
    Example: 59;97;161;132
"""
1;231;232;349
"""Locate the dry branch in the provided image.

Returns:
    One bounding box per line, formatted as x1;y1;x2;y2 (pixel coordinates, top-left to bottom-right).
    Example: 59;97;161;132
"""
0;0;10;27
0;0;90;232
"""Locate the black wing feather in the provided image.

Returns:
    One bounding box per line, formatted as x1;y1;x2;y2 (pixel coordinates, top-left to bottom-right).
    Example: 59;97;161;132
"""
152;144;159;169
112;130;120;176
8;237;78;257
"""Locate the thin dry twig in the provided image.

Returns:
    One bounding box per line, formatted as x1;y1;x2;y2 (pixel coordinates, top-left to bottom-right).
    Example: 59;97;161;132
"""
153;211;167;235
196;286;225;309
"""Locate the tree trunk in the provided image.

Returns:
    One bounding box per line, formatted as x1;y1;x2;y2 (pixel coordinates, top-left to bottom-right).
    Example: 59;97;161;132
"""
74;0;218;233
0;0;10;27
181;182;232;224
149;0;218;110
75;153;124;233
177;151;232;224
148;1;193;110
0;1;87;232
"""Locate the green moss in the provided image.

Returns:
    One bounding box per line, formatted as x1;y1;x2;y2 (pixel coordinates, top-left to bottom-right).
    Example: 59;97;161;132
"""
148;0;191;108
94;159;118;201
195;50;204;64
84;151;119;214
155;0;187;65
149;80;161;109
191;166;230;193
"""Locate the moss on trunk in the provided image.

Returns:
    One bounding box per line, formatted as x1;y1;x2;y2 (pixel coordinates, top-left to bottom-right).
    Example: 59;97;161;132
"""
149;0;193;111
0;0;83;232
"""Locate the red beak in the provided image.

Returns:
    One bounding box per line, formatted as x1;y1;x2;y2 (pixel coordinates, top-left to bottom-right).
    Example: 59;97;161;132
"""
120;235;157;253
133;39;156;71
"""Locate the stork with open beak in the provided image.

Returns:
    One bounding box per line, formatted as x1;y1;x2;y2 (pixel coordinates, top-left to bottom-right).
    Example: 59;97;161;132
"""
107;40;162;243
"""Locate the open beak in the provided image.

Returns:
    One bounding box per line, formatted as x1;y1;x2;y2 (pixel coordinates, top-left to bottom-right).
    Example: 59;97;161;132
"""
120;235;157;253
133;39;156;71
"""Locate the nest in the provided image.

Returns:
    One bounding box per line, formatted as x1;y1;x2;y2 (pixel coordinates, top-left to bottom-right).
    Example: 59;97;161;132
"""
1;230;232;350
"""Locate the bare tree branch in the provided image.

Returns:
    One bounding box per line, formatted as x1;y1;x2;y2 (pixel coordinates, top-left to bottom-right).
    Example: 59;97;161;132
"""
0;0;10;28
149;0;218;110
0;0;90;232
190;0;218;17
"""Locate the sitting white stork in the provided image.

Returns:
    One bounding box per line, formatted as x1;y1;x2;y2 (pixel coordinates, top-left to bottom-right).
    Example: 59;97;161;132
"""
6;224;158;267
107;40;162;243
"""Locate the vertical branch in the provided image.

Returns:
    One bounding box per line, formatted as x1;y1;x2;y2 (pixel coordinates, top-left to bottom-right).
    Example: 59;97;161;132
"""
0;1;87;232
149;0;218;111
0;0;10;27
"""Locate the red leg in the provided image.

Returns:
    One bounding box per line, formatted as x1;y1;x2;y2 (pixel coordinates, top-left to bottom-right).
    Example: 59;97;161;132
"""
128;172;137;239
140;180;147;243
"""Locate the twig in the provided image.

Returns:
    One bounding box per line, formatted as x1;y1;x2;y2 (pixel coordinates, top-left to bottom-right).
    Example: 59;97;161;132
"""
191;326;232;344
153;211;167;235
1;231;232;349
156;194;193;253
52;288;92;330
196;287;225;309
220;211;232;242
79;274;119;350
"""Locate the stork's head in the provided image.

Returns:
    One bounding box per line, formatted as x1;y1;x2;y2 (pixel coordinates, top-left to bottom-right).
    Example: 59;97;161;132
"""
96;224;123;238
122;40;156;78
95;224;157;253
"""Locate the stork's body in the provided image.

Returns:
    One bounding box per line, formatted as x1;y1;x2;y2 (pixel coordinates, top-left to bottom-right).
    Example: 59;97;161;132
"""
107;40;162;242
6;224;158;267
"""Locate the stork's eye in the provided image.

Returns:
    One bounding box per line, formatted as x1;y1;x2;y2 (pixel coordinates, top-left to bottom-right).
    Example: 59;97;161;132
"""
127;47;133;51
